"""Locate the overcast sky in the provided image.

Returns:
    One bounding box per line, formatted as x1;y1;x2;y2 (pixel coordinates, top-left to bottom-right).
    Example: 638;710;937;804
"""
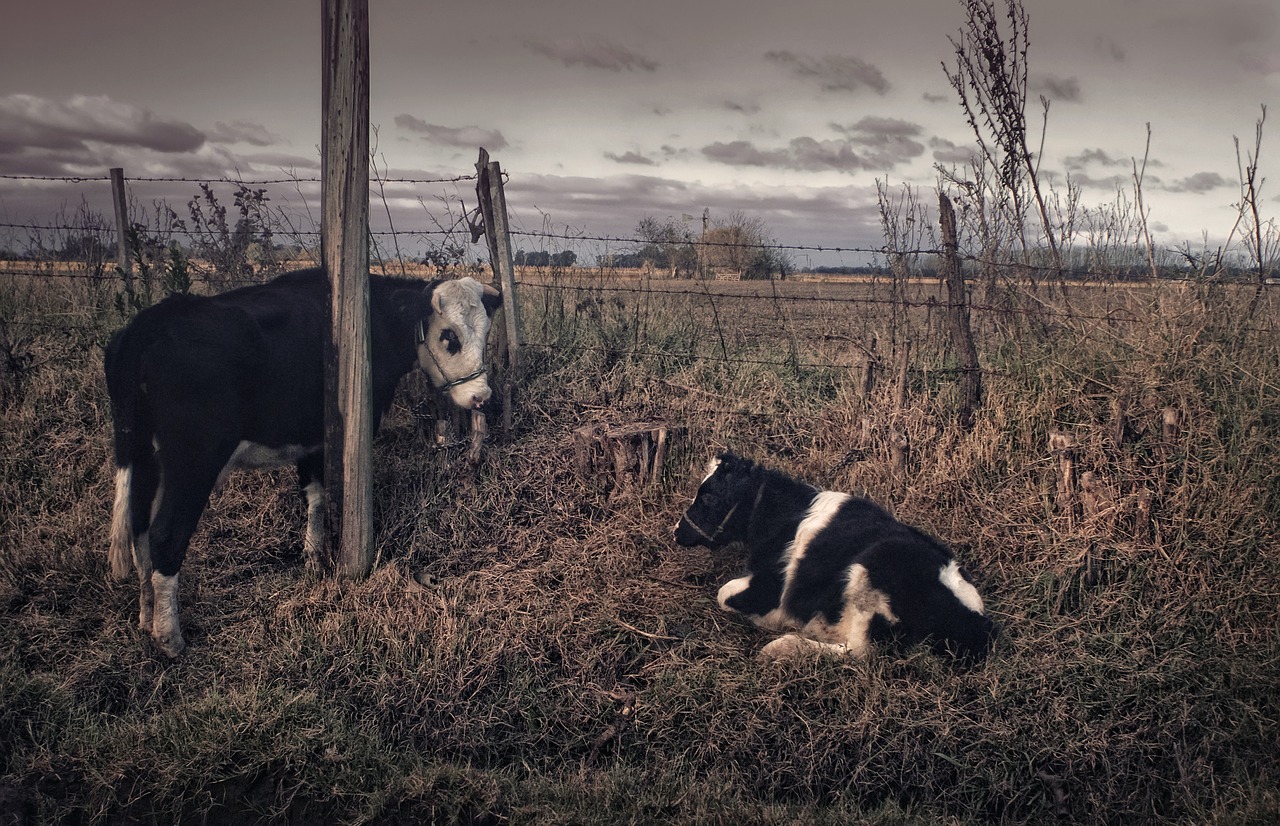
2;0;1277;268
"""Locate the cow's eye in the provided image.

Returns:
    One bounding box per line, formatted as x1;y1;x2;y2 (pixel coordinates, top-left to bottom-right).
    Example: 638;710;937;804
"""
439;328;461;355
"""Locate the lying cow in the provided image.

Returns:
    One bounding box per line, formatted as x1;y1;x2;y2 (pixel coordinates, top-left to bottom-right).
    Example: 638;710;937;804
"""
674;453;998;661
105;267;501;656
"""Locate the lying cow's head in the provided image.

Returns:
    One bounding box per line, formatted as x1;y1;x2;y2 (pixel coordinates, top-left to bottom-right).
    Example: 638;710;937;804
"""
674;453;758;549
417;277;502;409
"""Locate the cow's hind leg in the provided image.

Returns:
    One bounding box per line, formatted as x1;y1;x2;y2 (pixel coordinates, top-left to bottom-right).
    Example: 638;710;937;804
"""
297;453;325;570
146;433;235;658
126;451;162;632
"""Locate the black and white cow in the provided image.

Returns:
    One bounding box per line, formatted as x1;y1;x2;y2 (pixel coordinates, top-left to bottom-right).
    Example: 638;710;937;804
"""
674;453;998;661
104;267;501;656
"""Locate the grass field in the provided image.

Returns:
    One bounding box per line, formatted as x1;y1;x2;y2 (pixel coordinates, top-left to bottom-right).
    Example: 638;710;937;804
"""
1;268;1278;824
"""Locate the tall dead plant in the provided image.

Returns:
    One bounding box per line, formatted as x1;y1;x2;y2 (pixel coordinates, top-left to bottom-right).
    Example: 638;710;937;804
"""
943;0;1063;278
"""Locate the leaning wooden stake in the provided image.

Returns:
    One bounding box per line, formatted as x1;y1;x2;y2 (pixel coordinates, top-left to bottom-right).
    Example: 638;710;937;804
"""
109;168;133;291
893;339;911;410
939;192;981;429
1162;407;1180;446
1049;430;1077;523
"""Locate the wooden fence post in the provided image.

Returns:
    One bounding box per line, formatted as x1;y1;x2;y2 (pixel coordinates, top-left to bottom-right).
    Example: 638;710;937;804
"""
321;0;373;579
475;148;521;436
939;192;981;429
109;168;133;290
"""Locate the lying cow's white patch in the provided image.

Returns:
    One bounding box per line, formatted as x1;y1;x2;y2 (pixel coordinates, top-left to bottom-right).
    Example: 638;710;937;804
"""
700;457;722;485
939;559;985;614
783;490;849;587
767;491;850;630
838;563;898;657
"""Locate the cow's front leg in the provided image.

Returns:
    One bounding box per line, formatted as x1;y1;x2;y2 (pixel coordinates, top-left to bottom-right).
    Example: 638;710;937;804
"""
717;576;753;612
760;633;854;661
716;574;788;631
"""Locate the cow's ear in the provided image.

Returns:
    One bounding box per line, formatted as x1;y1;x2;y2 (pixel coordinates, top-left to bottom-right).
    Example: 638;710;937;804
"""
482;283;502;316
394;285;434;323
429;280;446;315
481;280;501;312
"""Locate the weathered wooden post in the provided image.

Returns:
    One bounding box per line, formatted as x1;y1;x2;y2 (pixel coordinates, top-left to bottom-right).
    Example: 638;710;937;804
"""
321;0;373;578
939;192;981;429
475;148;521;438
109;168;133;290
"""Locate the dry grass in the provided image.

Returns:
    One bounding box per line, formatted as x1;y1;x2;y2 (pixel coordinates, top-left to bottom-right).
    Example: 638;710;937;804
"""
1;270;1278;824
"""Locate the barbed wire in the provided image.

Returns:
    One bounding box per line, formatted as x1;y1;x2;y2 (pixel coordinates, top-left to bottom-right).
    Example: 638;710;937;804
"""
4;170;1264;276
0;172;477;186
4;261;1276;335
509;227;905;257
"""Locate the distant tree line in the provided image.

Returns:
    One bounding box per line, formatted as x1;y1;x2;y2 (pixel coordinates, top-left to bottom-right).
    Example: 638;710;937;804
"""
597;211;792;279
514;249;577;268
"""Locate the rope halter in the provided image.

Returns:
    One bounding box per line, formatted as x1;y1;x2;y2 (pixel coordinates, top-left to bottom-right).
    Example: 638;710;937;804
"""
681;478;766;545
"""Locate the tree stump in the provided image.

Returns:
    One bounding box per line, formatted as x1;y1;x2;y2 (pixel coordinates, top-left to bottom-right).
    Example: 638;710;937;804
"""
573;422;679;494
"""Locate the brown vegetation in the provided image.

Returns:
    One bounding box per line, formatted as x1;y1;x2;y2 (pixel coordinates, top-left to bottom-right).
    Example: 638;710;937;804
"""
1;264;1278;823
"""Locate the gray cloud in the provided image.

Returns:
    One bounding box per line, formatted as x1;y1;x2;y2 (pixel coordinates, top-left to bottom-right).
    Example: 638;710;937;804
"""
1068;172;1133;190
1095;36;1126;62
1065;148;1122;170
0;94;205;154
605;150;656;166
839;117;922;138
930;137;977;166
702;118;925;174
524;38;658;72
1167;171;1229;193
394;115;508;150
765;50;889;95
1066;147;1167;172
1032;74;1083;103
209;120;282;147
723;99;761;115
702;140;792;169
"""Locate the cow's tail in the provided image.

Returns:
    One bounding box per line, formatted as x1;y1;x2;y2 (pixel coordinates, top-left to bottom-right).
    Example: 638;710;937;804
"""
109;466;133;579
104;315;160;581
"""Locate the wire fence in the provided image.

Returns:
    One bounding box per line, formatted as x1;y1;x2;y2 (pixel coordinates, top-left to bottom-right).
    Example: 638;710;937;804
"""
3;170;1278;393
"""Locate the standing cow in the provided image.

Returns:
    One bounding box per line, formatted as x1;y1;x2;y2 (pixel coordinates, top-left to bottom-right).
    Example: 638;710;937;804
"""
105;267;500;656
674;453;998;662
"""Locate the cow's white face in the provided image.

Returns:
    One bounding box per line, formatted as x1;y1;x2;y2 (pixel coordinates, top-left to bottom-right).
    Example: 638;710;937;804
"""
417;277;502;409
